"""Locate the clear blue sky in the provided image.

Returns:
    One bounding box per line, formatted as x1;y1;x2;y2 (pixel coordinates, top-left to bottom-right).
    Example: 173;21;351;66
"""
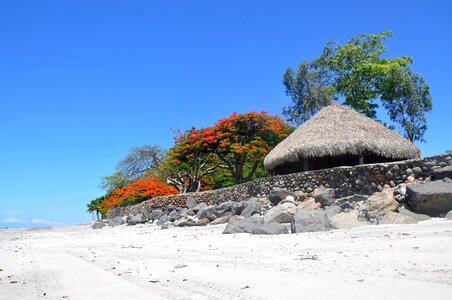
1;0;451;227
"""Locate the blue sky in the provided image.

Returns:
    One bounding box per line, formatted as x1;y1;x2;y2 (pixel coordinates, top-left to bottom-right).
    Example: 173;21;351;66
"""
1;0;451;227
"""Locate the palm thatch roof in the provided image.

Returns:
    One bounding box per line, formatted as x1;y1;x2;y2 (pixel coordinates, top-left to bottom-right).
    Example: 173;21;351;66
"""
264;104;420;172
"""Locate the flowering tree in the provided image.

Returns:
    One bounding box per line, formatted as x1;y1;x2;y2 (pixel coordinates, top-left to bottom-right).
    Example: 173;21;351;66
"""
100;177;178;214
161;128;220;193
170;111;292;186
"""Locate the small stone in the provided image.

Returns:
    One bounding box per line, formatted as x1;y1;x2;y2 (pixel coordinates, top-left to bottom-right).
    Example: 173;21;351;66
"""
413;167;423;176
406;168;413;176
385;170;393;179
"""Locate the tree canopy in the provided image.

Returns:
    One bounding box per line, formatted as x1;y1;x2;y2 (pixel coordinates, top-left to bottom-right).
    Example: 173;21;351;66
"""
283;30;432;142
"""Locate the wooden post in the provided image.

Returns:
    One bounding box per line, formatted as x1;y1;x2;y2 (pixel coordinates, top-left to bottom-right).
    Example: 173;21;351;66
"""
303;159;309;171
359;155;364;165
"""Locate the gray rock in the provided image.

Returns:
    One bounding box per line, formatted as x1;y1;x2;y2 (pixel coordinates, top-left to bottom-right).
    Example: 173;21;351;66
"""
240;197;261;218
156;214;168;226
209;214;232;225
324;205;341;220
379;212;417;224
367;188;399;221
231;201;247;216
406;180;452;216
263;202;297;224
223;215;262;234
127;213;147;226
108;216;123;227
91;221;106;229
313;188;335;207
196;205;218;221
398;206;431;221
406;168;414;176
150;209;163;220
268;188;294;206
185;198;198;209
222;215;287;235
446;210;452;220
168;209;180;222
180;208;195;218
330;211;369;229
166;204;175;211
413;167;423;176
385;170;393;179
339;201;354;211
215;201;234;216
192;203;208;213
291;210;329;233
433;166;452;180
251;222;289;235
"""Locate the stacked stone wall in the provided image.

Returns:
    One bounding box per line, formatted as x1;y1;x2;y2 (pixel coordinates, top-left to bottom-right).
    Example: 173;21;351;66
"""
109;153;451;218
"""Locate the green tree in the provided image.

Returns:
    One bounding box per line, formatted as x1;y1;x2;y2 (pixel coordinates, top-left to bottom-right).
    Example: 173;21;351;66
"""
86;196;105;220
282;61;336;124
380;66;432;142
312;30;413;118
99;144;165;193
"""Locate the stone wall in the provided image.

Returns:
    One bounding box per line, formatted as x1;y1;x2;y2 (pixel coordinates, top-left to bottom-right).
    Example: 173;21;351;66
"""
109;152;451;218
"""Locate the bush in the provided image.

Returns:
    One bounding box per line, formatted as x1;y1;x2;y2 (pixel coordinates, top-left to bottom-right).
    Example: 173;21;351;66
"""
100;177;178;214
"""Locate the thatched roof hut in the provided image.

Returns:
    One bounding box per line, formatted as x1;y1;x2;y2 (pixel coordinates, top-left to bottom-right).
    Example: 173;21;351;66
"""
264;104;420;175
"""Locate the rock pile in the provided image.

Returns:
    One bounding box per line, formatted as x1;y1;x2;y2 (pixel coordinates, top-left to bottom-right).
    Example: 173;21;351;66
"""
94;154;452;232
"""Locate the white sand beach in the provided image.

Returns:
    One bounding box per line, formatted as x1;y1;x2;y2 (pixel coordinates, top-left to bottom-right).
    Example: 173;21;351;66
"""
1;220;452;300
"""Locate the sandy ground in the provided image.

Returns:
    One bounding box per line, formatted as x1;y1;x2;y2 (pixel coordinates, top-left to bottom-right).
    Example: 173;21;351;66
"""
1;220;452;300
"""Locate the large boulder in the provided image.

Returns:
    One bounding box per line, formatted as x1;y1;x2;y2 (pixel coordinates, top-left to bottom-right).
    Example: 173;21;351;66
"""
168;209;181;222
313;188;335;207
398;206;430;221
192;203;208;213
406;180;452;216
156;214;168;226
215;201;234;216
108;216;124;227
223;215;288;235
231;201;247;216
330;210;369;229
251;222;289;235
379;212;417;224
367;188;399;221
223;215;262;234
150;209;164;220
433;166;452;180
263;202;297;224
268;188;294;206
291;210;329;233
240;197;261;218
127;213;147;226
196;205;218;221
324;205;342;220
185;198;198;209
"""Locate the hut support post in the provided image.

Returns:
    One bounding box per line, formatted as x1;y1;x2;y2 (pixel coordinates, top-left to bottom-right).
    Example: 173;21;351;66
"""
303;159;309;171
359;155;364;165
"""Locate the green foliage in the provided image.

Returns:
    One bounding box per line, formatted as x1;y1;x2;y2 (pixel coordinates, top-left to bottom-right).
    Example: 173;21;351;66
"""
86;196;105;220
99;144;165;193
312;30;413;118
380;66;432;142
284;30;432;141
283;61;337;124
